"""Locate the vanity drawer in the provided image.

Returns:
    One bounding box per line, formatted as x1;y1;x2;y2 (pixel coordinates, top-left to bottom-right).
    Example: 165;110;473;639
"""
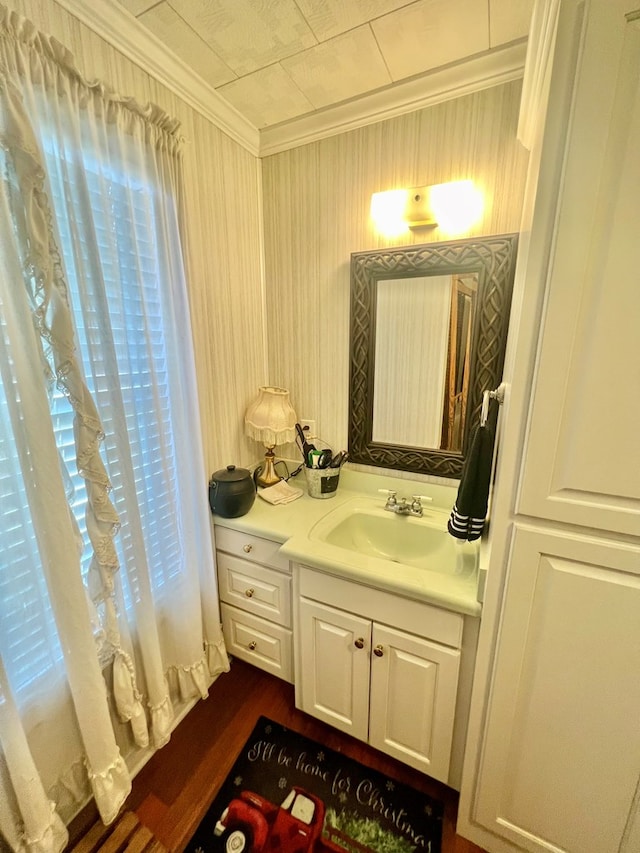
221;603;293;682
214;526;289;573
217;553;292;627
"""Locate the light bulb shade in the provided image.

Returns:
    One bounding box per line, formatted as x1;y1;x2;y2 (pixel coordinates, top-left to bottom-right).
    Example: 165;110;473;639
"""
244;386;297;447
370;189;410;237
370;180;484;236
427;180;483;232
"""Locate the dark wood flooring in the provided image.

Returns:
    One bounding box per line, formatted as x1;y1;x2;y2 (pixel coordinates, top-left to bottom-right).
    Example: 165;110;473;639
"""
117;658;486;853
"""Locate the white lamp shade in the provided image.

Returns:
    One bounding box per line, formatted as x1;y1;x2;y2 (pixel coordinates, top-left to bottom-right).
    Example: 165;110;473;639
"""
244;386;297;447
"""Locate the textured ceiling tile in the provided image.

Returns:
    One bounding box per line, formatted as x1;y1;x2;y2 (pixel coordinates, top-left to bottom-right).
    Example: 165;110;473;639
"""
167;0;318;76
116;0;158;15
219;65;314;128
372;0;490;81
280;25;391;109
489;0;534;46
139;3;236;88
294;0;414;41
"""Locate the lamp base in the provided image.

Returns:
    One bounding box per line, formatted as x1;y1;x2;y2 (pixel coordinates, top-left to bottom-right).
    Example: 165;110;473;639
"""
255;447;282;488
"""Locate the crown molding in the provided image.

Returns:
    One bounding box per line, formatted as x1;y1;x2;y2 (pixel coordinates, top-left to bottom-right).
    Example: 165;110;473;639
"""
259;41;527;157
55;0;526;160
55;0;260;155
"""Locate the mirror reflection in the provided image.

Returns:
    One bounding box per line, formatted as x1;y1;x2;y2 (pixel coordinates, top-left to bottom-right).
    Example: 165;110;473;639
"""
349;235;518;478
373;274;477;452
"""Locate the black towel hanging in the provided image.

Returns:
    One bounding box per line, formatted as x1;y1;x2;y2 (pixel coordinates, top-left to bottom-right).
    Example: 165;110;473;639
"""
447;401;498;541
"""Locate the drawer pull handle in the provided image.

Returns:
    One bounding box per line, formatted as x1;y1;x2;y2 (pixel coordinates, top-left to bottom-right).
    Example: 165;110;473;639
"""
373;645;384;657
248;641;257;651
243;544;253;553
354;638;365;649
245;588;255;598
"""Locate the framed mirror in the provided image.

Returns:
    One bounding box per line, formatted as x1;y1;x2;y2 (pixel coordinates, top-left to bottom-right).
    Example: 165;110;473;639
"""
348;234;518;478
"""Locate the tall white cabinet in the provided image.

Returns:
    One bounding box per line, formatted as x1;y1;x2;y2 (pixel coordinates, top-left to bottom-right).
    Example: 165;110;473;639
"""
459;1;640;852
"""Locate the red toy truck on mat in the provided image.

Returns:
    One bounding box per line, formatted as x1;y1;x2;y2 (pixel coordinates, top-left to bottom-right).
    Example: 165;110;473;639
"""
213;786;351;853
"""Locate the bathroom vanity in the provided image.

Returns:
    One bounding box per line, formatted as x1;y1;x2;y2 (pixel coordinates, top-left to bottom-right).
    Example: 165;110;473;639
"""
212;467;482;790
215;526;294;682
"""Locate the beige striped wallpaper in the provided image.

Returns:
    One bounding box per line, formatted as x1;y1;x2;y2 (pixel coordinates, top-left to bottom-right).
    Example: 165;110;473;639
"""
261;80;529;477
8;1;530;484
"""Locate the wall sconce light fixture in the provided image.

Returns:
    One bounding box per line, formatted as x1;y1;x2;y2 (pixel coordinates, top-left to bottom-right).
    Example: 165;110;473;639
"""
370;180;484;237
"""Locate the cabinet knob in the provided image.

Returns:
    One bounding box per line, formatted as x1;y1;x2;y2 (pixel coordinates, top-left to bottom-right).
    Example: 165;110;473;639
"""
248;640;257;651
354;637;365;649
373;645;384;657
243;544;253;553
245;588;255;598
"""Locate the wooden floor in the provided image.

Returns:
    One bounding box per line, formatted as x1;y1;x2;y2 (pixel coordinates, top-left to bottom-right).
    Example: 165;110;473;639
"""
122;659;487;853
69;811;167;853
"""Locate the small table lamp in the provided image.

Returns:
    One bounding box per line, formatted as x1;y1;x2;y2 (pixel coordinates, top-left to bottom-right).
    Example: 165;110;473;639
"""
244;386;297;488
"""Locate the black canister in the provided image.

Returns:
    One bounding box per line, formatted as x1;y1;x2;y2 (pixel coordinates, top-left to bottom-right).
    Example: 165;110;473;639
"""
208;465;256;518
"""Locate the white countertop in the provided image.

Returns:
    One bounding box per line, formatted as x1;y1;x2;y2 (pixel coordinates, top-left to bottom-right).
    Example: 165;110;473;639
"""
212;466;482;617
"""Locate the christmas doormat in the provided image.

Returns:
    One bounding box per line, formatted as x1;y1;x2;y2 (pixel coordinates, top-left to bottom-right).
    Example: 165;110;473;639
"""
185;716;443;853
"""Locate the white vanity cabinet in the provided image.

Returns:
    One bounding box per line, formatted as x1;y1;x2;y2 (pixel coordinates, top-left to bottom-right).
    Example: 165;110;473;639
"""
294;565;467;786
214;525;293;682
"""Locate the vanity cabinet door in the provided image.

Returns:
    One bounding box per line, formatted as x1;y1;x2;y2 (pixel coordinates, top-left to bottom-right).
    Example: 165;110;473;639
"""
298;598;371;741
369;624;460;783
297;593;462;784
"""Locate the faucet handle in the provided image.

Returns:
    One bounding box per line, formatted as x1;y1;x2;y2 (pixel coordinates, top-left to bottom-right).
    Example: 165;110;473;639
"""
411;495;433;512
378;488;397;507
410;494;432;516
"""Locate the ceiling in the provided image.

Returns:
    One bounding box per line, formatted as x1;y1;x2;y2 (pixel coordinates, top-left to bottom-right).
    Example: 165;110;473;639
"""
115;0;534;138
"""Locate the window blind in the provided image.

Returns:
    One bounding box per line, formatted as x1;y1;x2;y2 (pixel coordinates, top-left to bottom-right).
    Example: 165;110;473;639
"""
0;354;64;694
0;138;185;698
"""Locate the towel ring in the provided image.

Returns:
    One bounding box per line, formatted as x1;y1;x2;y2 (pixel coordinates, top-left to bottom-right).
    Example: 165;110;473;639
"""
481;383;506;427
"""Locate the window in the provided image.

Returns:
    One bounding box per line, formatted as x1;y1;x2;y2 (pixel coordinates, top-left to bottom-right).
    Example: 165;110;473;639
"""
0;136;186;699
0;372;63;694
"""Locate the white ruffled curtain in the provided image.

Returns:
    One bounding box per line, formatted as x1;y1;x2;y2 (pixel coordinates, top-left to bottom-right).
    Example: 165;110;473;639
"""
0;7;228;852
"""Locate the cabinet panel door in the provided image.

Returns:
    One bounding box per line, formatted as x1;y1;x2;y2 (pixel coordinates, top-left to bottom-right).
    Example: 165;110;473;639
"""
298;598;370;741
473;526;640;853
517;0;640;536
369;624;459;783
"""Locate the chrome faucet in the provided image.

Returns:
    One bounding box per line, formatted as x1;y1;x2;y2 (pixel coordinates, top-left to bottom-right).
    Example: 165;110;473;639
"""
379;490;432;517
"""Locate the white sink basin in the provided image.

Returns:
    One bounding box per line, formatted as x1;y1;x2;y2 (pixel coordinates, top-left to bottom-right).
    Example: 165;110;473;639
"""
310;497;477;576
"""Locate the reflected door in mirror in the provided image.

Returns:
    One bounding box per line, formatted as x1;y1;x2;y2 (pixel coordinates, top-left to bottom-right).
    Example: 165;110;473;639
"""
373;275;451;448
372;274;478;451
444;275;477;452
